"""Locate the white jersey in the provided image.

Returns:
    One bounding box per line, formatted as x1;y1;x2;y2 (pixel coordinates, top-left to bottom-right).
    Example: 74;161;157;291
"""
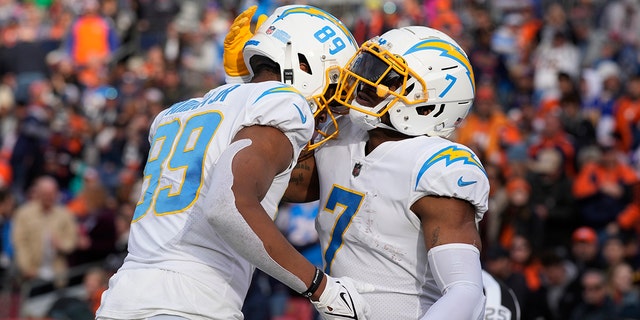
314;118;489;320
97;81;314;320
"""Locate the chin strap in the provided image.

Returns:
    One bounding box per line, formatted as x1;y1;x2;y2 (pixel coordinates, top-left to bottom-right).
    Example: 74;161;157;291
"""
364;99;400;133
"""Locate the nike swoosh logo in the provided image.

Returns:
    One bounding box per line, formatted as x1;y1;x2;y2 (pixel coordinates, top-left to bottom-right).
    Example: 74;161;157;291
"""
323;284;359;319
457;176;477;187
293;103;307;123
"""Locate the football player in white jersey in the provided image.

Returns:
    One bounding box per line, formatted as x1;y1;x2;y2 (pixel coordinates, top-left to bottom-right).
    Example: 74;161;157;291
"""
281;26;490;319
95;5;371;320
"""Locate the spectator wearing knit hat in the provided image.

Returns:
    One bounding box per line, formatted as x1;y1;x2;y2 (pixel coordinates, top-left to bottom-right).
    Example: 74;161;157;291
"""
569;226;604;279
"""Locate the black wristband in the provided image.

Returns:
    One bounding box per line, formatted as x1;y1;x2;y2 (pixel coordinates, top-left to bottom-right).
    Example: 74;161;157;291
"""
301;267;324;298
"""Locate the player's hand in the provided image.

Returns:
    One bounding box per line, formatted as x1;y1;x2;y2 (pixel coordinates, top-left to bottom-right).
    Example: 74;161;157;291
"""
311;275;374;320
223;5;267;83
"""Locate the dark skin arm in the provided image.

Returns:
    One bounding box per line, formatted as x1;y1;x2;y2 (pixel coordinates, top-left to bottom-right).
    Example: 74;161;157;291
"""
230;125;326;300
282;150;320;203
282;106;331;203
411;195;482;251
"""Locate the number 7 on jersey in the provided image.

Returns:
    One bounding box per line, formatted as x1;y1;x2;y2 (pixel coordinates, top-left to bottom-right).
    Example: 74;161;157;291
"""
323;185;364;274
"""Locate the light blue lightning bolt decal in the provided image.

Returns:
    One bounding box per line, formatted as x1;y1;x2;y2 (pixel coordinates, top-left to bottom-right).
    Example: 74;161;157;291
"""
274;6;357;48
415;145;486;190
253;84;305;103
404;39;475;91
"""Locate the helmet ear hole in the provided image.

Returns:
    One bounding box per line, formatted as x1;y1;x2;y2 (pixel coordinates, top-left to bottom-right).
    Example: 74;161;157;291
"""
404;83;415;96
416;104;435;116
432;104;445;117
298;54;312;75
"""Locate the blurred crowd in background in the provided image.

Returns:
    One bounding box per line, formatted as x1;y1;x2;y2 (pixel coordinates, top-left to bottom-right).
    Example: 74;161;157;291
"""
0;0;638;319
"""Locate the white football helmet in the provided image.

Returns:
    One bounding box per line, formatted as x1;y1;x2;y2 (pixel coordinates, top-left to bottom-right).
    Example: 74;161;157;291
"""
243;5;358;149
334;26;476;138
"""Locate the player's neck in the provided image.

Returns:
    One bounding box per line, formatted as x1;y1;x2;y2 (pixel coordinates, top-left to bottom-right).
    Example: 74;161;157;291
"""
250;72;281;83
366;128;407;154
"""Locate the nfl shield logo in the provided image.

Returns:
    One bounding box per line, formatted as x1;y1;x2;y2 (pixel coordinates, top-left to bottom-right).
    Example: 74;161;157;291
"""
266;26;276;35
352;162;362;177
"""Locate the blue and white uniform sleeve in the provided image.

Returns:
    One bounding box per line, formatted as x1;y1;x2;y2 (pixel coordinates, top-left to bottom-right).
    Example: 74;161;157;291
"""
244;83;315;162
411;143;489;222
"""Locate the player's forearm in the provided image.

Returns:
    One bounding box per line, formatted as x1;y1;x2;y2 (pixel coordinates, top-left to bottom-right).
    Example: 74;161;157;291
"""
283;153;319;203
208;192;323;297
237;199;327;298
204;139;320;296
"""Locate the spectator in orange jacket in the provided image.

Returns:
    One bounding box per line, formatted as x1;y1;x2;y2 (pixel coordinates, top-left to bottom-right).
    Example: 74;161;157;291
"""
528;111;577;177
455;82;522;167
64;0;119;87
573;144;639;232
612;181;640;235
509;234;543;295
613;74;640;153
